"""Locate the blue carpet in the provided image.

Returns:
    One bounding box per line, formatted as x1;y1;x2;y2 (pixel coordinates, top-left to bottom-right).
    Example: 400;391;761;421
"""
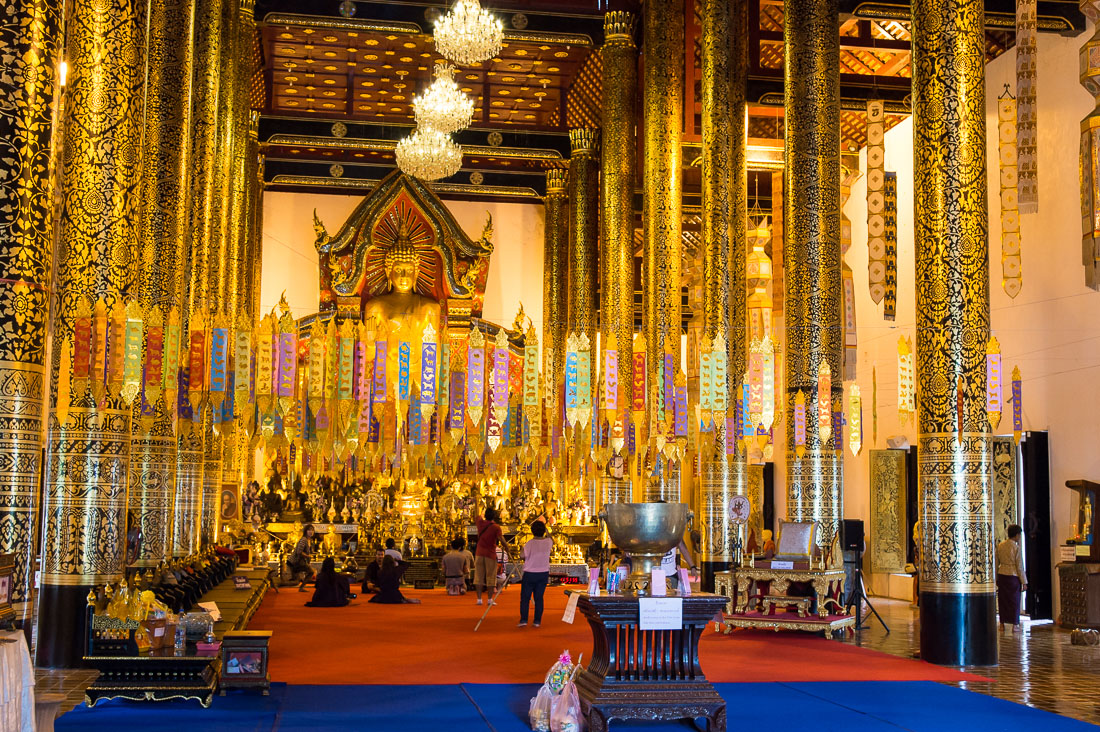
55;681;1091;731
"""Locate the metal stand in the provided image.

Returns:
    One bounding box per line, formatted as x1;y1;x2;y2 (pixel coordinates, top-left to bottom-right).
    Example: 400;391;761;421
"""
844;552;889;633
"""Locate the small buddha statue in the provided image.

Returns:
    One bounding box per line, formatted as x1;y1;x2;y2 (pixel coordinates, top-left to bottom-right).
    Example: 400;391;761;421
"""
323;525;340;556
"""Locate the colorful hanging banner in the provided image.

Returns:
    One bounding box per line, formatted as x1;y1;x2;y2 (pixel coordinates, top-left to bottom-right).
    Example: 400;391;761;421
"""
711;332;727;418
421;323;437;417
338;320;354;401
448;370;465;431
673;371;688;438
72;300;92;399
699;335;714;418
794;390;807;458
576;334;592;429
564;334;579;427
603;346;619;416
817;361;832;446
372;340;387;406
323;319;338;403
662;350;674;424
748;338;764;427
848;384;863;456
883;172;898;320
308;319;326;412
466;326;486;426
1012;366;1023;444
255;315;273;412
523;325;539;410
492;329;509;427
1016;0;1037;213
398;342;411;401
897;335;914;424
187;311;206;413
235;326;251;411
91;299;108;406
760;335;775;432
986;336;1003;429
998;92;1023;298
107;303;125;401
143;309;164;407
725;415;737;456
631;336;646;416
121;301;143;405
843;264;858;381
866;99;887;306
208;314;229;409
740;378;752;449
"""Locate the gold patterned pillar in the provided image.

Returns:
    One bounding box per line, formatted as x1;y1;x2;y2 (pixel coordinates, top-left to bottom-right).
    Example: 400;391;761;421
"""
543;169;568;389
38;0;144;667
567;128;599;358
783;0;843;548
0;0;61;619
200;418;222;545
181;0;226;549
642;0;683;403
130;0;196;567
698;0;748;588
912;0;996;666
600;12;636;508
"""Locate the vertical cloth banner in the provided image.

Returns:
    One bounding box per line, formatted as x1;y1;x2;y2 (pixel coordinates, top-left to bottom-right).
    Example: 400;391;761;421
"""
848;384;862;456
883;172;898;320
866;99;887;306
1016;0;1038;212
986;336;1003;430
998;92;1023;298
1012;366;1023;444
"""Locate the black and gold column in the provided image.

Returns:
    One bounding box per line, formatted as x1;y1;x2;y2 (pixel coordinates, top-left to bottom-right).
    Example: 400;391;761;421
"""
912;0;995;666
181;0;227;551
131;0;196;567
38;0;145;667
698;0;748;589
599;11;636;507
642;0;683;389
0;0;61;618
783;0;843;548
567;128;599;376
542;168;568;390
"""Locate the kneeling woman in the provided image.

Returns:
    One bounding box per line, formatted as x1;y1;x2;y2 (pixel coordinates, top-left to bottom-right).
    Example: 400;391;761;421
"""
368;555;422;604
305;557;355;607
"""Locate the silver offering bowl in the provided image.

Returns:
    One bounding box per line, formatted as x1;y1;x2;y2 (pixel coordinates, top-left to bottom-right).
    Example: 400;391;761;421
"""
599;502;692;595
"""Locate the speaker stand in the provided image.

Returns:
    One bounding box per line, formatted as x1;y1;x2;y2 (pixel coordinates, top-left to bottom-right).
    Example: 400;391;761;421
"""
844;554;889;634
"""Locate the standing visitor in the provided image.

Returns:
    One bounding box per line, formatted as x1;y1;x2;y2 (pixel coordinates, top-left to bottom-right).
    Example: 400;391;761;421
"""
474;508;505;605
441;539;471;595
518;521;553;627
996;524;1027;632
289;524;317;592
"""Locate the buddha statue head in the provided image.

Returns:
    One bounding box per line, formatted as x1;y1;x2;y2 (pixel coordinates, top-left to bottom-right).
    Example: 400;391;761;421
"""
383;229;420;294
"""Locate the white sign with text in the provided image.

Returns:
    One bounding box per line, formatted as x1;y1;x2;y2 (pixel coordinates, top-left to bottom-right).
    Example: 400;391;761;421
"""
639;597;683;630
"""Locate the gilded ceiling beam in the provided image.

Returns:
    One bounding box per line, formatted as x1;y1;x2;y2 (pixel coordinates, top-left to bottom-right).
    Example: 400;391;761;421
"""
783;0;844;549
912;0;996;667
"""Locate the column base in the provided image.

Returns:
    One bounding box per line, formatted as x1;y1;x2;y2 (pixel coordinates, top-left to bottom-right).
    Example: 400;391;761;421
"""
919;591;997;666
700;560;731;593
36;583;92;668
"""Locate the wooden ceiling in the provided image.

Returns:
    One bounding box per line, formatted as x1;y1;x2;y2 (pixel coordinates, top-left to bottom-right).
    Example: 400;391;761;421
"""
255;0;1083;197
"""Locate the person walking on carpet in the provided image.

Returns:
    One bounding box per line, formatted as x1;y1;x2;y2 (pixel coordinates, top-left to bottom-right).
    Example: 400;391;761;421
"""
996;524;1027;632
289;524;316;592
517;520;552;628
474;507;507;606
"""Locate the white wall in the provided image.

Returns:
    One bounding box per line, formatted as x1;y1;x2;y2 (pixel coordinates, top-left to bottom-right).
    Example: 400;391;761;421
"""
260;191;545;334
839;30;1100;604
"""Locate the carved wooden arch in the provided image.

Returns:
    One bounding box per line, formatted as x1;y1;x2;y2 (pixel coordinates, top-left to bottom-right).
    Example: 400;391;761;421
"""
316;169;493;316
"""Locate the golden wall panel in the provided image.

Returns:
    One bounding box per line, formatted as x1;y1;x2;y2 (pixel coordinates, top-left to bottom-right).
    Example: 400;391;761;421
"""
869;449;907;574
991;436;1019;545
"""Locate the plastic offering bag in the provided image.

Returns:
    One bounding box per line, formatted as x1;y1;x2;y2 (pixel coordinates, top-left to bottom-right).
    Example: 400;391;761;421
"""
544;651;573;694
550;679;584;732
528;684;555;731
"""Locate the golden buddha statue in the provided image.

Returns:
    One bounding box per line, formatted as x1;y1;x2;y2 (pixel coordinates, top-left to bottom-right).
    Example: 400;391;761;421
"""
363;234;441;344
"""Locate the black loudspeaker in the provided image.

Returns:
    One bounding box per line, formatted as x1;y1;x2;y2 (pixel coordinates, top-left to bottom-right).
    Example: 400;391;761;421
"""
841;519;864;552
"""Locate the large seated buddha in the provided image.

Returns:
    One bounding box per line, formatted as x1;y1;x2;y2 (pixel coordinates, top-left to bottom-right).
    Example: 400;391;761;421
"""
364;233;441;342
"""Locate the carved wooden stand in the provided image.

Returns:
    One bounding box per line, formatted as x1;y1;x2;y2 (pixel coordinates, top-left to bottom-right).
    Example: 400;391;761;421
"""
571;591;727;732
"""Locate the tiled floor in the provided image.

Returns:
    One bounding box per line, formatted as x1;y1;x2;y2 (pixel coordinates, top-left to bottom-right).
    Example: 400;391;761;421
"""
841;597;1100;726
34;597;1100;726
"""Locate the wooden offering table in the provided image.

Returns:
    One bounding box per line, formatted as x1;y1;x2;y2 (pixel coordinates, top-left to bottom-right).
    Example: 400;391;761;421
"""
569;590;728;732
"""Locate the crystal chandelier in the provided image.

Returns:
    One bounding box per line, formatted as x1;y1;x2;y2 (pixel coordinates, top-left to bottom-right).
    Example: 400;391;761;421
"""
433;0;504;67
396;127;463;182
413;64;475;133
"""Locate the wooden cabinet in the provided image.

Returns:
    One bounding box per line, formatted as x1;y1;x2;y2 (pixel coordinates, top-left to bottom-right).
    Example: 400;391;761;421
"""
1057;562;1100;628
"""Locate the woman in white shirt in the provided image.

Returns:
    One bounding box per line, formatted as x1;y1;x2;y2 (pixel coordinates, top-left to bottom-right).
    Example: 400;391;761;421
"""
995;524;1027;632
518;520;553;627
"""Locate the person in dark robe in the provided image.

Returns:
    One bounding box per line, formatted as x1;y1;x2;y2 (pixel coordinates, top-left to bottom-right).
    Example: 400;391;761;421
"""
368;555;421;604
362;549;385;594
305;557;354;607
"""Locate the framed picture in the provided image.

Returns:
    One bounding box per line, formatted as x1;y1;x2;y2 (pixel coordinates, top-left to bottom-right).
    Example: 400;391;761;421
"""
220;486;240;522
225;650;263;676
0;553;15;628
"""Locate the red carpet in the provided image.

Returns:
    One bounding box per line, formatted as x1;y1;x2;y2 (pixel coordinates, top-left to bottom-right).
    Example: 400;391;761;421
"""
247;586;986;685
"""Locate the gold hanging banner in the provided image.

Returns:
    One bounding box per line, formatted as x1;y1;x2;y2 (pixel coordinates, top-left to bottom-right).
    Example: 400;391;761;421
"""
998;92;1023;298
883;172;898;320
897;335;914;424
1016;0;1038;213
848;384;862;456
866;99;887;307
986;335;1003;430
